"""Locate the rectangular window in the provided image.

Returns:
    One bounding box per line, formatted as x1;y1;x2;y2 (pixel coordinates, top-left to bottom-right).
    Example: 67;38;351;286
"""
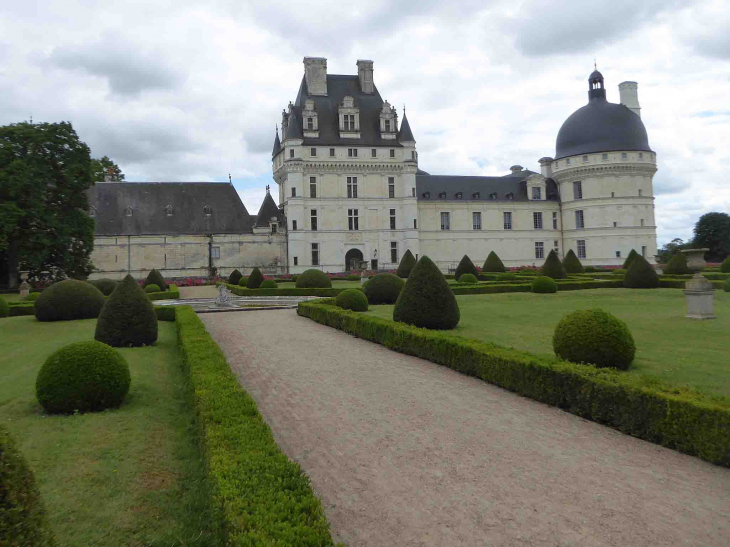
532;187;542;200
412;187;416;197
535;242;544;259
291;187;296;197
344;114;355;131
642;245;646;257
554;240;559;252
385;119;391;132
611;191;615;198
309;177;317;198
533;212;543;230
616;251;621;258
212;246;220;259
294;256;298;266
583;155;588;163
348;209;359;230
566;158;571;165
390;241;398;263
639;152;643;159
307;118;313;130
347;176;358;198
290;149;294;158
613;221;617;227
440;212;450;231
388;177;395;198
552;211;558;229
638;189;643;196
411;151;416;160
371;148;376;158
390;208;396;230
575;210;584;229
292;220;297;231
311;243;319;266
310;147;316;156
602;153;608;160
503;212;512;230
577;240;586;259
472;211;482;230
573;181;583;200
330;148;335;157
271;224;277;234
413;219;417;229
621;152;628;159
390;149;395;158
310;209;317;231
641;218;645;226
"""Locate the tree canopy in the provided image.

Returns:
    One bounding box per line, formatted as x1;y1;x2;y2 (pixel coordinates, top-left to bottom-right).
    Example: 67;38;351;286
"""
0;121;96;286
693;212;730;262
90;155;124;181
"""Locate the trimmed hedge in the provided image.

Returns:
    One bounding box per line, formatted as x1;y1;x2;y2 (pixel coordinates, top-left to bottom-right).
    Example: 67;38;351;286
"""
23;292;41;302
563;249;584;274
455;255;479;281
144;284;161;293
724;277;730;292
0;425;57;546
95;275;158;347
247;268;264;289
238;276;248;287
144;269;167;291
35;280;105;322
228;269;243;286
0;297;8;318
721;256;730;273
174;306;339;545
154;306;176;321
458;273;478;284
260;279;278;289
335;289;368;311
624;255;659;288
396;249;417;278
221;283;347;297
497;273;518;281
482;251;506;273
146;284;180;301
296;269;332;288
532;276;557;294
540;250;567;279
363;273;404;304
297;300;730;467
346;274;361;281
88;278;118;296
623;249;639;270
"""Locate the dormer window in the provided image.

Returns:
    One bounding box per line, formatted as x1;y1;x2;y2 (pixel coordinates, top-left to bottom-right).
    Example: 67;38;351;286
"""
344;115;355;131
455;192;462;199
204;205;212;216
506;193;514;200
307;118;314;130
379;100;398;139
385;119;391;132
89;206;97;217
125;206;133;217
302;98;319;136
439;192;447;199
423;192;430;199
489;192;497;200
339;96;360;137
165;205;173;216
473;192;480;199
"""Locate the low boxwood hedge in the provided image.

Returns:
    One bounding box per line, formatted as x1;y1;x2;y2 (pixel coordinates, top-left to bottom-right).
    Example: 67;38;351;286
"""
144;284;161;294
297;300;730;467
174;306;339;545
146;284;180;301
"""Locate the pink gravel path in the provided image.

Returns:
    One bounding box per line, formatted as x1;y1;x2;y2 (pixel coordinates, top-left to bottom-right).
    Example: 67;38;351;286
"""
201;310;730;547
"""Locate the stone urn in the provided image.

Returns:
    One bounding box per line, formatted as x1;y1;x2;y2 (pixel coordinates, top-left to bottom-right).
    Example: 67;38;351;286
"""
18;271;30;299
681;248;710;273
681;248;715;319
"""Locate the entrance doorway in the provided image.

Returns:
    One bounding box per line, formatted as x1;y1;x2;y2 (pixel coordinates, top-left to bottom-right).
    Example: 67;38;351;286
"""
345;248;364;271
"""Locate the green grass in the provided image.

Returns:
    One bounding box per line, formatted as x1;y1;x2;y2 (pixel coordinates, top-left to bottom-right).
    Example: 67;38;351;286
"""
0;316;213;546
368;289;730;399
2;293;21;302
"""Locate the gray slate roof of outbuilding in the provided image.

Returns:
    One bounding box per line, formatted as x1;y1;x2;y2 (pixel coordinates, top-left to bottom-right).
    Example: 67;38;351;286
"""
415;171;558;202
255;191;284;227
87;182;254;236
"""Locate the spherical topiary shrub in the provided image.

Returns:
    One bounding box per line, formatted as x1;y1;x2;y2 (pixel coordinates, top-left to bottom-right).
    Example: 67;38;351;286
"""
663;252;690;275
23;292;42;302
260;280;277;289
36;341;131;414
144;284;160;293
0;425;57;546
396;249;417;278
563;249;584;274
393;256;460;330
540;250;567;280
95;275;158;347
247;268;264;289
721;256;730;273
238;276;248;287
364;273;405;304
532;276;557;294
143;268;167;291
624;255;659;288
553;309;635;370
88;278;118;296
622;249;639;270
335;289;368;312
723;277;730;292
0;297;8;318
482;251;506;273
497;273;518;281
454;255;478;281
296;269;332;288
457;273;478;284
34;280;105;322
228;269;243;286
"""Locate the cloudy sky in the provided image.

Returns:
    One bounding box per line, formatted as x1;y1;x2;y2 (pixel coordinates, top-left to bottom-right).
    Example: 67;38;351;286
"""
2;0;728;245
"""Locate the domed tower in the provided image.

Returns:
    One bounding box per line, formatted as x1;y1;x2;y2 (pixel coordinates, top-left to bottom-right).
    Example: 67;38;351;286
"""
548;69;658;266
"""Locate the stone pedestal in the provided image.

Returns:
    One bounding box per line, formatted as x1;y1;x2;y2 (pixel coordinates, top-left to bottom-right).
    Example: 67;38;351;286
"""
361;276;369;287
683;274;716;320
18;271;30;299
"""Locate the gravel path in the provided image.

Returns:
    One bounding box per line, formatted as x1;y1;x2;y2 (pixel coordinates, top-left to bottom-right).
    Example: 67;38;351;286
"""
201;310;730;547
177;285;219;299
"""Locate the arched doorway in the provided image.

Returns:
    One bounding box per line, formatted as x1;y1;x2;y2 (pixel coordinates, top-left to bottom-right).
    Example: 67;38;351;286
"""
345;248;364;271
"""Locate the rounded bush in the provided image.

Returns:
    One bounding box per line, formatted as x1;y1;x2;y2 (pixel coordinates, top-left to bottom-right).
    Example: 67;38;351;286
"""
260;280;278;289
36;341;131;414
612;269;627;276
143;268;167;291
497;273;518;281
457;273;478;284
482;251;506;273
584;266;597;273
95;275;158;347
144;284;160;293
247;268;264;289
623;255;659;288
454;255;478;281
228;269;243;286
23;292;42;302
346;274;361;281
396;249;417;278
563;249;584;274
238;276;248;287
664;252;690;275
34;280;105;322
393;256;460;330
553;309;635;370
0;297;8;318
0;425;57;546
540;250;567;280
723;277;730;292
88;278;118;296
296;269;332;288
622;249;639;270
335;289;368;312
532;276;557;294
721;256;730;273
364;273;405;304
291;275;298;282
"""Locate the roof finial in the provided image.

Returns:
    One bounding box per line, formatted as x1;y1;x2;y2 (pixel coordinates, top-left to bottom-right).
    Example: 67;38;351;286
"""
594;59;597;70
229;173;232;183
266;184;270;194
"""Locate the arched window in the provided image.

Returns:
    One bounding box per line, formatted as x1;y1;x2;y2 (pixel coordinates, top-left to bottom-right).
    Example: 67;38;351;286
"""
165;205;173;216
125;206;133;217
204;205;212;216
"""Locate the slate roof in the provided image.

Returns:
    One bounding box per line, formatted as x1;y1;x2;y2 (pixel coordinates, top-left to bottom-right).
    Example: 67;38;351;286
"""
87;182;255;236
415;171;558;202
255;191;284;227
398;112;415;142
272;129;281;157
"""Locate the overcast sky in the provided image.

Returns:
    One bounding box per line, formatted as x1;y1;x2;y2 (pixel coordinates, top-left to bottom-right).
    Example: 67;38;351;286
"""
2;0;729;246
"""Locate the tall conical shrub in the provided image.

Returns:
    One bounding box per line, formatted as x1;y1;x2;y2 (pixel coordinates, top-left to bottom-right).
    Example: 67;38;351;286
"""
454;255;478;281
563;249;584;274
623;249;639;270
95;275;158;347
396;249;417;278
247;267;264;289
482;251;506;273
228;269;243;285
540;249;567;279
144;268;166;291
393;256;460;329
623;255;659;288
663;252;690;275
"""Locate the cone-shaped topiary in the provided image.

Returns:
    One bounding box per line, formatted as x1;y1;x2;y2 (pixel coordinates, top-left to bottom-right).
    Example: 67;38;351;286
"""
144;284;160;293
663;252;690;275
228;269;243;285
482;251;506;273
95;275;158;347
335;289;369;311
247;268;264;289
396;249;417;278
144;269;166;291
455;255;478;281
0;297;8;318
563;249;584;274
622;249;639;270
458;273;478;284
719;256;730;273
532;276;557;293
623;255;659;288
553;309;635;369
393;256;460;329
540;250;567;279
364;273;404;304
296;269;332;288
238;277;248;287
260;279;277;289
36;341;131;414
88;278;118;296
0;425;57;546
35;280;105;322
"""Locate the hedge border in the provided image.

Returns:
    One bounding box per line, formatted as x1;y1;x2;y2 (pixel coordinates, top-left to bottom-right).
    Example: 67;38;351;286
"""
298;300;730;467
5;303;176;321
218;282;352;297
147;284;180;301
174;306;340;546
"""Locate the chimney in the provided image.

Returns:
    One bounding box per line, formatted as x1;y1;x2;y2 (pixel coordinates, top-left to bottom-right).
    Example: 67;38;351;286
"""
510;165;523;174
303;57;327;96
619;81;641;117
538;157;553;178
357;59;374;94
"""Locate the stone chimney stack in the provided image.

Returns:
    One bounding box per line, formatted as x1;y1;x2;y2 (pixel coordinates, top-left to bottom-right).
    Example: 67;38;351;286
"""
357;59;374;94
303;57;327;96
619;81;641;117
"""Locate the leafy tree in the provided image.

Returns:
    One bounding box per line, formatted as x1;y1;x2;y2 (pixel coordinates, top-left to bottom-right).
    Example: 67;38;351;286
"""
693;212;730;262
656;238;688;264
90;155;124;181
0;122;95;287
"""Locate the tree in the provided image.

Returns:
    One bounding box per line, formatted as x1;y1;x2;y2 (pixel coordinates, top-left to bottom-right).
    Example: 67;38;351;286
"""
656;238;687;264
90;155;124;182
693;212;730;262
0;122;95;287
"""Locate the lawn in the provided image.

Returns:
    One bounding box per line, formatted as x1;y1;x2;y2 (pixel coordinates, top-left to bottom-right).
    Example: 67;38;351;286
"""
2;292;21;302
368;289;730;399
0;316;213;546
